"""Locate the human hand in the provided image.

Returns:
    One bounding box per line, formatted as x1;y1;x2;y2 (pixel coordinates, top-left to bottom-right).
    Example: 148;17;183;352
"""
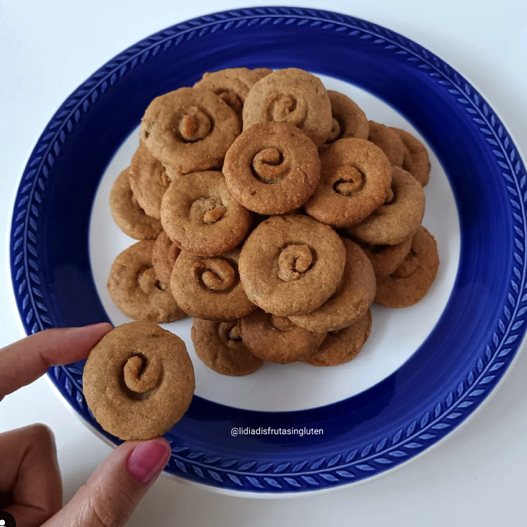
0;324;171;527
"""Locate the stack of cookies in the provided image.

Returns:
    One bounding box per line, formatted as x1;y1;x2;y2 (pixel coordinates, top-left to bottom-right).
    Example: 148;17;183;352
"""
108;66;439;375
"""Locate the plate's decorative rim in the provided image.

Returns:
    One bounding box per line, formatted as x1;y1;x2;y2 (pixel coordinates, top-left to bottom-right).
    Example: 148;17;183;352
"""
10;7;527;493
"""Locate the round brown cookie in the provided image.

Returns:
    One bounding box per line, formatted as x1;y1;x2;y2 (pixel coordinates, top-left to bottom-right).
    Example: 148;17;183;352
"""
83;321;194;440
375;226;439;307
321;90;369;148
304;310;372;367
153;230;180;285
239;310;326;364
289;239;375;332
129;142;171;219
110;168;162;240
194;67;272;120
304;138;392;227
108;241;186;323
171;248;256;320
223;122;320;214
191;318;263;376
347;167;425;245
368;121;405;167
391;128;431;187
242;68;332;146
160;171;252;256
239;215;346;316
359;238;412;279
140;87;240;175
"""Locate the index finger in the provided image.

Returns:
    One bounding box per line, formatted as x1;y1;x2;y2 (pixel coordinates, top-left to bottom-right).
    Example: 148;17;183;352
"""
0;323;112;401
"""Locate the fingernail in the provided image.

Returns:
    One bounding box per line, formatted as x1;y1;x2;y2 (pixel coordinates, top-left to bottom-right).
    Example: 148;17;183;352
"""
127;440;170;484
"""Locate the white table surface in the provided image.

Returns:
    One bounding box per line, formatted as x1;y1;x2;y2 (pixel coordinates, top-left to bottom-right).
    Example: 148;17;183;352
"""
1;0;526;524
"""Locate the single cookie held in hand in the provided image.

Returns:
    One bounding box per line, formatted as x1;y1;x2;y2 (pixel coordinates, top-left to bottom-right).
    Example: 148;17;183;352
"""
243;68;332;146
368;121;405;167
194;67;272;120
153;231;180;285
305;138;392;227
140;87;240;175
108;240;186;323
391;127;431;187
239;310;326;364
375;226;439;307
171;248;256;320
321;90;369;148
239;215;346;316
110;168;162;240
223;122;320;214
83;321;195;440
290;239;375;332
359;238;412;279
161;171;251;256
348;167;425;245
304;310;372;367
191;318;263;376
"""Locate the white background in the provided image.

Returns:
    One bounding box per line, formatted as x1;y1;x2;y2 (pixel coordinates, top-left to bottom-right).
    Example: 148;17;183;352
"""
1;0;526;525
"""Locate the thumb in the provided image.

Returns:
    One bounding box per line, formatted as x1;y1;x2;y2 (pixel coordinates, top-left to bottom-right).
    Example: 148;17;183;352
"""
44;438;171;527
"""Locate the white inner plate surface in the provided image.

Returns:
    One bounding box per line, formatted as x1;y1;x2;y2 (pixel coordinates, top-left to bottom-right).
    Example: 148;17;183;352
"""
89;74;460;412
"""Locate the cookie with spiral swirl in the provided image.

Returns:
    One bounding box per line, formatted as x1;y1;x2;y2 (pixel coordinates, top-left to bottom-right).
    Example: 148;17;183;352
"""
223;122;320;214
239;310;326;364
368;121;405;167
320;91;369;149
391;128;431;187
140;88;240;176
161;171;252;256
194;67;272;120
152;231;180;285
239;215;346;316
129;142;171;219
304;310;372;367
108;240;186;323
347;167;425;245
304;138;392;227
83;321;195;440
375;226;439;307
289;239;376;333
110;168;162;240
242;68;332;146
191;318;263;376
171;248;256;320
359;238;412;279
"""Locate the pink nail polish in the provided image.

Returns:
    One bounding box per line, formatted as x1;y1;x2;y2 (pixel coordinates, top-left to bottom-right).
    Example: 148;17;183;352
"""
127;440;170;484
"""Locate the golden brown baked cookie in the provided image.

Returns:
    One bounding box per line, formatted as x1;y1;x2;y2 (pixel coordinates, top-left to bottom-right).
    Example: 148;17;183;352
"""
239;215;346;316
359;239;412;279
321;90;369;147
239;310;326;364
347;167;425;245
391;128;431;187
129;142;171;219
191;318;263;376
152;230;180;285
289;239;375;332
171;248;256;320
160;171;252;256
304;138;392;227
194;67;272;120
110;168;162;240
368;121;405;167
375;226;439;307
140;87;240;175
242;68;332;146
304;310;372;367
83;321;195;440
107;241;185;323
223;122;320;214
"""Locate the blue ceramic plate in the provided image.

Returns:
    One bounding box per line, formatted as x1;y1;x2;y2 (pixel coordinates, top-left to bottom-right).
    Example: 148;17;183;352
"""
10;7;527;495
